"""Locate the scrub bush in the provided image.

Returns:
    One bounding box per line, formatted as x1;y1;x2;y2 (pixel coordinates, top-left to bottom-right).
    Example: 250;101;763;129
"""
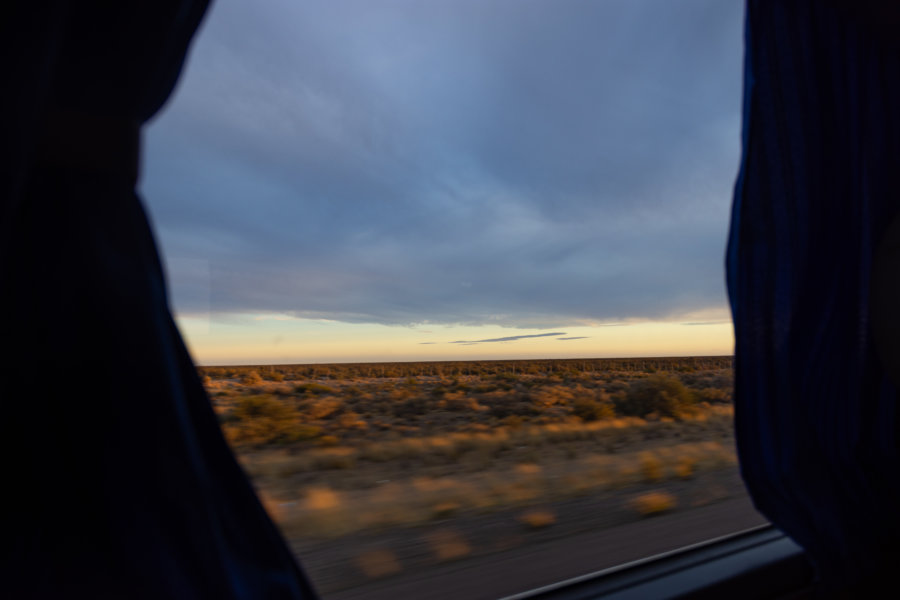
616;375;696;419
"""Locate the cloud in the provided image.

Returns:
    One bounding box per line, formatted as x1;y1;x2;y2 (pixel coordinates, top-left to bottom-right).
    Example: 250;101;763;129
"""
449;332;566;344
557;337;589;341
144;0;744;329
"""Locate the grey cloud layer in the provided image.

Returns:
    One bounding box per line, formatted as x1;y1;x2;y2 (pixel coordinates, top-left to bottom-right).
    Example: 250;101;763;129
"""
143;0;744;327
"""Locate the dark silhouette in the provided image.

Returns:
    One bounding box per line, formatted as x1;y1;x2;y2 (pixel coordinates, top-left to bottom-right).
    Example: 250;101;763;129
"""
1;3;317;598
729;1;900;596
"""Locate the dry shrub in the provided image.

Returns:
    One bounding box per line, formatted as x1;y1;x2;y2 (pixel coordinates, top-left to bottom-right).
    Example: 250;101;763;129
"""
426;529;472;562
241;370;263;385
351;417;705;467
572;396;615;422
431;501;461;518
223;395;300;446
533;385;575;408
487;478;542;505
517;509;556;529
294;382;337;395
676;456;697;479
303;397;343;420
337;411;368;430
244;437;736;539
221;375;740;540
305;486;341;510
630;491;677;516
355;483;433;530
617;375;696;418
439;391;484;412
639;452;664;482
514;463;541;476
272;485;358;537
696;387;731;403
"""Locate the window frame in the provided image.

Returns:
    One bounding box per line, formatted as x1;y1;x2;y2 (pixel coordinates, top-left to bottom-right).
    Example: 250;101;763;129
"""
151;3;799;597
502;525;812;600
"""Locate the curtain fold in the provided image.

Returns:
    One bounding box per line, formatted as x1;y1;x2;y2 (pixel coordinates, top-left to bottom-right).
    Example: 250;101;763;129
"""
729;0;900;590
2;3;317;598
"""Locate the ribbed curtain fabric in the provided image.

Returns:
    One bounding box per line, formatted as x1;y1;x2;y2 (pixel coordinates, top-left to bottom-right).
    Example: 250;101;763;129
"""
729;0;900;590
2;3;317;598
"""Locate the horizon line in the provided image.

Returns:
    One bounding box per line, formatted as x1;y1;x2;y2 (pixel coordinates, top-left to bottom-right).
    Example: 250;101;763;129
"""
195;354;735;369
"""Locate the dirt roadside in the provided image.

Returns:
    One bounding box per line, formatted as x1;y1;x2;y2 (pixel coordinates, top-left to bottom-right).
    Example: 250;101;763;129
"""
293;467;764;599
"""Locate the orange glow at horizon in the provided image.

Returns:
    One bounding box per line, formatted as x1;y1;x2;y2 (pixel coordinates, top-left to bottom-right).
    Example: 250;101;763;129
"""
174;314;734;366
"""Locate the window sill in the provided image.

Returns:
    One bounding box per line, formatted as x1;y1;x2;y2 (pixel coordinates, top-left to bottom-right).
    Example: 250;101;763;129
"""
502;525;813;600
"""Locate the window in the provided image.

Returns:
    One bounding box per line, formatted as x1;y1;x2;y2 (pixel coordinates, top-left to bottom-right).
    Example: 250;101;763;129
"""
142;1;765;598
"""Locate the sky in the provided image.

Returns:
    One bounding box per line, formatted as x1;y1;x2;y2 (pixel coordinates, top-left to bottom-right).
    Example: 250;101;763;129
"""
141;0;745;366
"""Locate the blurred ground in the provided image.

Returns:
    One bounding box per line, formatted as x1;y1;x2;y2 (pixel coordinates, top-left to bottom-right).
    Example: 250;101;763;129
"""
203;360;750;599
295;468;764;600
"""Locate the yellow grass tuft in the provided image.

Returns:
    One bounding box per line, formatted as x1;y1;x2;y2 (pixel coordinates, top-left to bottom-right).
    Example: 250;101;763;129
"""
676;456;697;479
514;463;542;476
304;486;342;511
426;529;472;562
517;509;556;529
630;491;677;516
639;452;664;482
431;501;461;518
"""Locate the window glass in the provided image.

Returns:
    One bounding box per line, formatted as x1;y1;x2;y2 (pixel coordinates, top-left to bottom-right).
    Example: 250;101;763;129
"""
142;1;763;597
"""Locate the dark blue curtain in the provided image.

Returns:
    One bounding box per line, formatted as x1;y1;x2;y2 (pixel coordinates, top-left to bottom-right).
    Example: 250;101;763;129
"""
729;0;900;591
1;3;317;598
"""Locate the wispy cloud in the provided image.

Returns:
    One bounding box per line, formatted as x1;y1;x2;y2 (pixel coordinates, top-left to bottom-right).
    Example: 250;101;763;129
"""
449;332;566;344
557;336;588;341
